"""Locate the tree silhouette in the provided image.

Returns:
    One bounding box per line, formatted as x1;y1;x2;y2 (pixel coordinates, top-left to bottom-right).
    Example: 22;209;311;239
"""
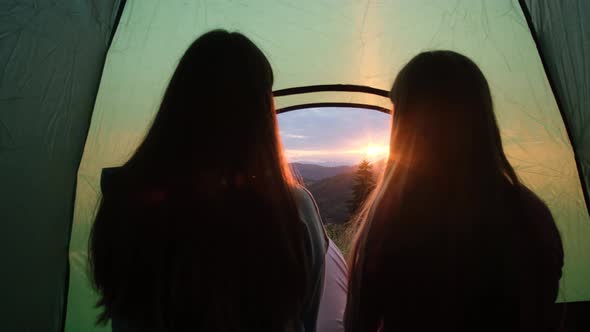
348;159;376;214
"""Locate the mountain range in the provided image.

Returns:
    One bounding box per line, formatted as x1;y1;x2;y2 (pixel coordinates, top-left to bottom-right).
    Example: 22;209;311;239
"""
290;163;355;182
290;160;385;224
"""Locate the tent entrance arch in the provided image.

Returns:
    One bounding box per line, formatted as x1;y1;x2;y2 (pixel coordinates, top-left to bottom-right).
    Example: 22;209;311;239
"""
274;84;391;114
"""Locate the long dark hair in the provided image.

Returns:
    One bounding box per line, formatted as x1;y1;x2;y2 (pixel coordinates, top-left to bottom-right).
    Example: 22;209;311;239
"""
345;51;562;332
89;30;309;331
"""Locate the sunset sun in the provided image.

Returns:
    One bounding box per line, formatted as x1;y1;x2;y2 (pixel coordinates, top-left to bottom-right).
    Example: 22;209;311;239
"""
364;143;389;160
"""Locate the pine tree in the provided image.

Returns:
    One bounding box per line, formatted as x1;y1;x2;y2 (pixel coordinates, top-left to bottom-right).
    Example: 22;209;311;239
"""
348;159;376;214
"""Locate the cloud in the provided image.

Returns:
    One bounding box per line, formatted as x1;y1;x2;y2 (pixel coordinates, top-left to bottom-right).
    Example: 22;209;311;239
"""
281;133;308;139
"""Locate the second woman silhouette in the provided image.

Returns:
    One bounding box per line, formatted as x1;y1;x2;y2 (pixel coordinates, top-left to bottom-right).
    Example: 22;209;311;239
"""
345;51;563;332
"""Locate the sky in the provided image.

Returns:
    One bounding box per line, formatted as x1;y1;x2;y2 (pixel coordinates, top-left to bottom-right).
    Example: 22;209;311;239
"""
278;107;391;166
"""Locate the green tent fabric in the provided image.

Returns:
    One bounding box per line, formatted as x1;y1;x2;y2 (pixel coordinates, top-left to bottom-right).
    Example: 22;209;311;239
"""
0;1;122;330
523;0;590;220
0;1;589;331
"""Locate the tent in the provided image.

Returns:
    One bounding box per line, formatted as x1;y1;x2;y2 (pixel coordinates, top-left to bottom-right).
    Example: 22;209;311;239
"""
1;0;589;330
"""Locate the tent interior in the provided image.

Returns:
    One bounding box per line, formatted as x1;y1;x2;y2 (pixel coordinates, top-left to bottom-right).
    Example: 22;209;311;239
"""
1;0;589;331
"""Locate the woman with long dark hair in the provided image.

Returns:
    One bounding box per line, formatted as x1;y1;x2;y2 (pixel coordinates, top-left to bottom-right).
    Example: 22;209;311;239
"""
345;51;563;332
90;30;327;331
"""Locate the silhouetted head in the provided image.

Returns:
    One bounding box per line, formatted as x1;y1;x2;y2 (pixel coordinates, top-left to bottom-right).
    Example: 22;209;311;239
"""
345;51;562;332
388;50;515;181
90;30;307;331
131;30;293;184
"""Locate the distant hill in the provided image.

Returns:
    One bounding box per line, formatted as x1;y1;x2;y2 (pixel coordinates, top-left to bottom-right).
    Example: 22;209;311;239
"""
290;163;355;182
307;172;355;224
294;159;387;225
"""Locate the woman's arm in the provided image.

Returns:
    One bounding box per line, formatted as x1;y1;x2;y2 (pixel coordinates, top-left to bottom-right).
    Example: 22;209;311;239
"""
316;239;349;332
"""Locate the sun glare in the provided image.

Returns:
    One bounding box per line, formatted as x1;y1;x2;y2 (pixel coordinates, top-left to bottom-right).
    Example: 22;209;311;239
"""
365;143;389;160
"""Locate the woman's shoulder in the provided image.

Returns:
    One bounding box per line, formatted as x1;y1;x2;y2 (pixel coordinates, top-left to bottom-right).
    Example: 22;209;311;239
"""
516;184;563;264
291;185;319;211
291;184;327;240
517;185;553;221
